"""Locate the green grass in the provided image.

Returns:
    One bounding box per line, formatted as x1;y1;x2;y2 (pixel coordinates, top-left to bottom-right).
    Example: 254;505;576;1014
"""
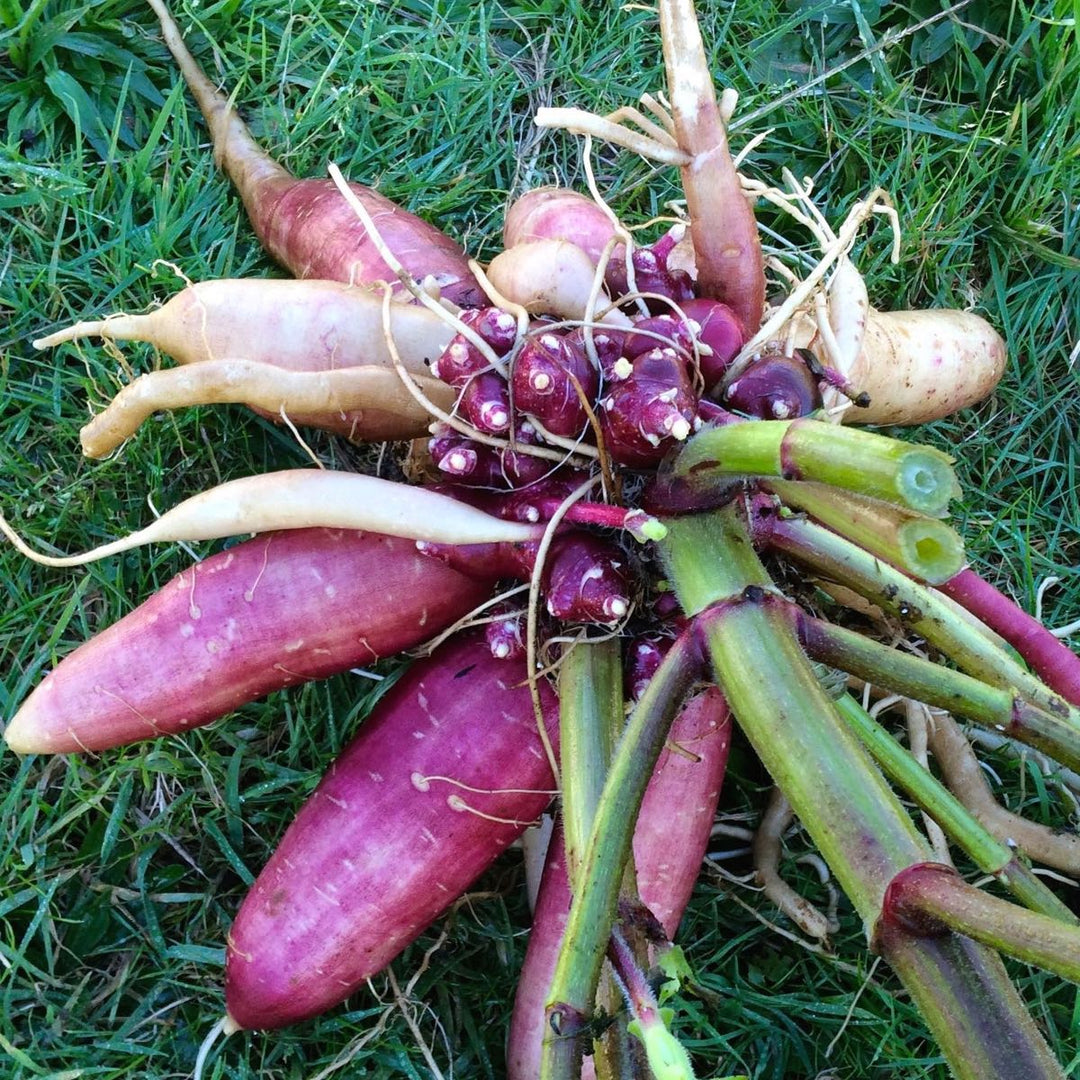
1;1;1078;1077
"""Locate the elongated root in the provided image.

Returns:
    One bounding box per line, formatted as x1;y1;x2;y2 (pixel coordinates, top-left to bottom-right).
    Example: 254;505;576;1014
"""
752;787;837;940
535;1;765;336
927;712;1080;875
80;360;455;456
0;470;540;568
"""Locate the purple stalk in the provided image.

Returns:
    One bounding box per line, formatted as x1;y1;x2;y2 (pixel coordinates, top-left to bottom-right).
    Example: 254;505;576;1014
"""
940;568;1080;706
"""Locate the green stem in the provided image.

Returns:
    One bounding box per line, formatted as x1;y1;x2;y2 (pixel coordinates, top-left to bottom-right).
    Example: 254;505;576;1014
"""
833;695;1076;922
556;640;643;1079
765;479;964;584
693;607;926;915
660;505;1065;1079
540;630;704;1080
675;419;959;515
882;863;1080;984
558;639;625;885
764;512;1080;727
796;608;1080;770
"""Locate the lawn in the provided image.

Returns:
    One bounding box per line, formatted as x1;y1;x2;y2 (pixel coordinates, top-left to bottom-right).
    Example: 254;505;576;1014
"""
1;1;1078;1078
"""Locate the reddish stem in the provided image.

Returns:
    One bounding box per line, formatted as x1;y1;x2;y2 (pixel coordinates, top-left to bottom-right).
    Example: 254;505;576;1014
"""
659;0;765;336
940;568;1080;706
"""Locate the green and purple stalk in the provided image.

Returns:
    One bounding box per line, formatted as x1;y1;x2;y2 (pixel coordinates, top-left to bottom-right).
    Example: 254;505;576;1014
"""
755;508;1080;730
539;631;705;1080
831;695;1076;922
940;568;1080;705
880;862;1080;983
764;480;964;584
659;505;1066;1080
793;606;1080;770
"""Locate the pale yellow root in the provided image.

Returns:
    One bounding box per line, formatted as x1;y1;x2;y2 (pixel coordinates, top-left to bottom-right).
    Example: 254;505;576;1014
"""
0;470;540;569
79;360;455;457
752;787;836;940
533;107;689;166
788;307;1008;426
928;712;1080;875
34;277;454;375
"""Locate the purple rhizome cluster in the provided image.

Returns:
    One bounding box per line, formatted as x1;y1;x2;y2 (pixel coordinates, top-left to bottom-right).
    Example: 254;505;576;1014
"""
416;239;826;639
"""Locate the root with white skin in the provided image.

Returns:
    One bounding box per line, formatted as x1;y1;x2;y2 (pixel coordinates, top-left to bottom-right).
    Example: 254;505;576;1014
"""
927;711;1080;876
78;359;456;457
534;14;1005;428
752;787;838;941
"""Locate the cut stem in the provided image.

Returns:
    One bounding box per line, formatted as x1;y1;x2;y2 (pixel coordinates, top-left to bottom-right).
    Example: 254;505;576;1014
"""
607;928;696;1080
765;480;964;585
558;639;625;885
660;506;1065;1079
675;420;959;516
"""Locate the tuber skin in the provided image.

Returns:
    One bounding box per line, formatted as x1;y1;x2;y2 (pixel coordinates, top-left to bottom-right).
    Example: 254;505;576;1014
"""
428;426;553;489
485;602;528;661
659;1;765;335
417;530;631;626
432;306;519;386
4;529;491;754
502;187;696;308
677;298;745;389
486;239;632;326
36;278;456;444
723;352;823;420
0;470;542;570
148;0;482;305
224;631;559;1030
459;370;513;434
33;278;453;374
600;348;699;468
78;358;455;455
789;307;1007;425
503;187;624;269
512;331;599;438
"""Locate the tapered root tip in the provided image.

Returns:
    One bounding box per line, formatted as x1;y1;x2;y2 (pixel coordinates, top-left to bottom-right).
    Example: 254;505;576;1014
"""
193;1013;242;1080
3;714;36;756
0;512;106;568
33;321;110;349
